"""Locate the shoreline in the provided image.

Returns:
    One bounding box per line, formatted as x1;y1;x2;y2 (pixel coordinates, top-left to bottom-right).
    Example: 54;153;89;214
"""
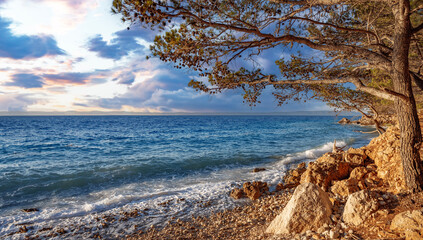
125;122;423;240
1;118;378;239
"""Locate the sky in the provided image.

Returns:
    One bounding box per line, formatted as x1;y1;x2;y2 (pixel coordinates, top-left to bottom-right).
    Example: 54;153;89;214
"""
0;0;331;113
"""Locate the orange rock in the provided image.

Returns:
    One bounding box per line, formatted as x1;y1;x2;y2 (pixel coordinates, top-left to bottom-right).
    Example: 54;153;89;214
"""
230;188;245;200
300;153;350;191
364;126;405;193
350;167;368;181
243;181;268;200
331;179;360;196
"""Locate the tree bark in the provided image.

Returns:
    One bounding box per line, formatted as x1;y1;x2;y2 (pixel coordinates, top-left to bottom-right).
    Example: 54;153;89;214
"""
392;0;423;192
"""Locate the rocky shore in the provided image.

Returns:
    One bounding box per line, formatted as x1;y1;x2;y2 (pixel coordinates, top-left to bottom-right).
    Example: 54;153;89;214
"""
127;123;423;240
10;118;423;240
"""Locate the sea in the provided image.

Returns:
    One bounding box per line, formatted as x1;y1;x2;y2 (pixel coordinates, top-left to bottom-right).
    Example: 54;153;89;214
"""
0;115;377;239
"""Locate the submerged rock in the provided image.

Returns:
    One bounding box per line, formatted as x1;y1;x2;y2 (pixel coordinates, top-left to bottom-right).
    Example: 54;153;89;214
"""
252;168;266;173
343;190;378;226
21;208;39;213
266;182;332;234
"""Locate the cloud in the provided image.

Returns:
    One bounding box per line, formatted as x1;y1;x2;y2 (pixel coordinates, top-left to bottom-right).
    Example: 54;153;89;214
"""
87;29;146;60
5;73;44;88
0;17;65;59
42;69;111;85
0;94;38;111
43;72;91;84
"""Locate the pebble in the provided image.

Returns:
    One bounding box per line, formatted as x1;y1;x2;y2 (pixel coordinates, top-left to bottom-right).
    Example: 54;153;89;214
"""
329;229;339;239
305;230;312;235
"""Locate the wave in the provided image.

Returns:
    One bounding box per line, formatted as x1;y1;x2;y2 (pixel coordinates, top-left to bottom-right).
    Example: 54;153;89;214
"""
277;140;347;166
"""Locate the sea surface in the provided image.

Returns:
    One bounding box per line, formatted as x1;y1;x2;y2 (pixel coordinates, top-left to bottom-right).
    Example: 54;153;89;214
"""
0;115;377;238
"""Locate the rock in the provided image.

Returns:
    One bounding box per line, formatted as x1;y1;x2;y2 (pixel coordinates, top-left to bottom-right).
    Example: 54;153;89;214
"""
230;188;245;200
391;209;423;239
365;126;405;193
343;190;378;226
300;153;350;191
349;167;368;181
21;208;39;213
330;179;359;197
329;229;339;239
266;183;332;234
275;182;298;191
338;118;351;124
284;162;307;186
243;181;268;200
252;167;266;173
344;148;367;167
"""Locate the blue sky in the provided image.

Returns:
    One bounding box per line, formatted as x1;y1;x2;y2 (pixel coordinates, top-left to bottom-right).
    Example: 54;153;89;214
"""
0;0;330;113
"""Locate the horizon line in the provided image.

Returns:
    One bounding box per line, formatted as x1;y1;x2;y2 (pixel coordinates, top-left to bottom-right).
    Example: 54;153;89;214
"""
0;110;360;116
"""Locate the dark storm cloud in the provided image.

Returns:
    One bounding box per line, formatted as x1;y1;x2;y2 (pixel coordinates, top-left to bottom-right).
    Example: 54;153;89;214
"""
0;17;65;60
5;73;44;88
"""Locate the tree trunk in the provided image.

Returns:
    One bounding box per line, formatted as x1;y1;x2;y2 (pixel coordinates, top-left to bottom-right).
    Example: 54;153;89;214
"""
392;0;423;192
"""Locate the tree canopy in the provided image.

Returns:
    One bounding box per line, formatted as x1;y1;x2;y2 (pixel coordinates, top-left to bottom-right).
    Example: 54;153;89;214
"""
112;0;423;192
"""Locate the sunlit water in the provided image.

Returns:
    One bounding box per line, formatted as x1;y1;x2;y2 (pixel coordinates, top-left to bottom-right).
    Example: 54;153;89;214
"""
0;115;376;238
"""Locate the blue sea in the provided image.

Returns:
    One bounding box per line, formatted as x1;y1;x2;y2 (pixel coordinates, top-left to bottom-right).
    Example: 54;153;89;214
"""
0;115;376;238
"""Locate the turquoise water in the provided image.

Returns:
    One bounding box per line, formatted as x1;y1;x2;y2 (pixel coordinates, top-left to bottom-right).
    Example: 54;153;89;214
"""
0;115;376;238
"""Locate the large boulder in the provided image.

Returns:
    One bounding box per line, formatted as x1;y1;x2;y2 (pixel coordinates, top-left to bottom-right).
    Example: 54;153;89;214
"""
300;153;350;191
391;209;423;240
266;183;332;234
343;190;378;226
364;126;405;193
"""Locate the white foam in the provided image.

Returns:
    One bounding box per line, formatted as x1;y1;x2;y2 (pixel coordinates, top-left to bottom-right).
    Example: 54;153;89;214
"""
277;140;346;165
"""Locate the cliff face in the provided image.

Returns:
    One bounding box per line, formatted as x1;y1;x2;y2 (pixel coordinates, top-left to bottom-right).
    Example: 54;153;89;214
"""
364;126;405;193
295;124;406;194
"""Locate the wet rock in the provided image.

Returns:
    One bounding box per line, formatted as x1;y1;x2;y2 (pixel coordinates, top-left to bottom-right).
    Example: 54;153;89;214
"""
391;209;423;240
266;183;332;234
252;167;266;173
230;188;245;200
21;208;39;213
243;181;268;200
343;190;378;226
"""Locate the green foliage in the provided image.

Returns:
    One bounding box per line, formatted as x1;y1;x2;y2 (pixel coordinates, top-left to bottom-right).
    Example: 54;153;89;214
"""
111;0;422;115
